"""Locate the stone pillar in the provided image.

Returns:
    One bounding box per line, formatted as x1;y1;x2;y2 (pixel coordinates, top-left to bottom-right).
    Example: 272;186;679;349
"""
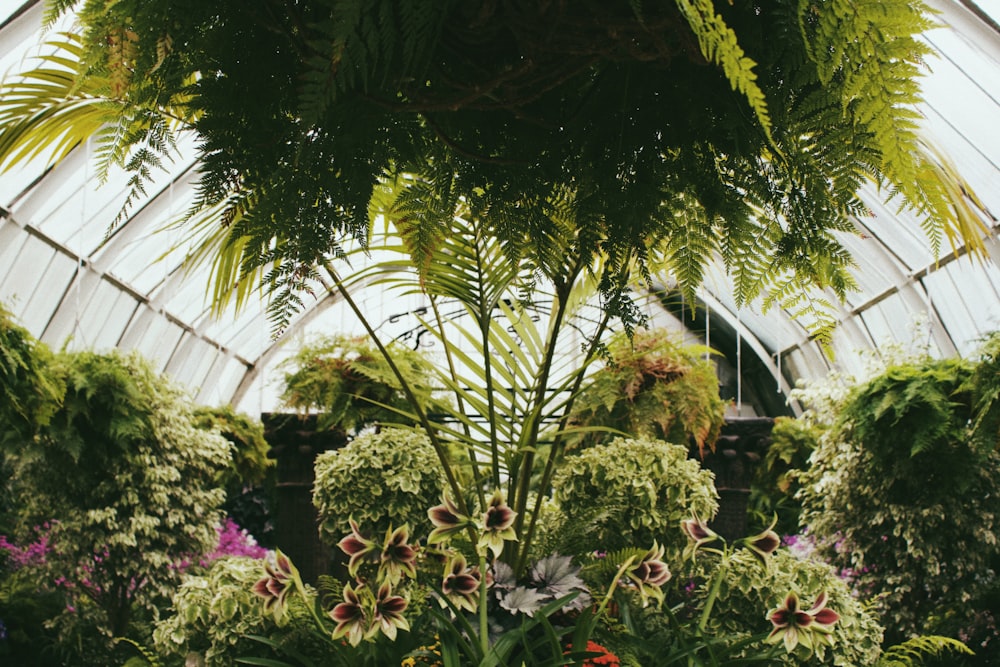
262;413;346;583
693;417;773;542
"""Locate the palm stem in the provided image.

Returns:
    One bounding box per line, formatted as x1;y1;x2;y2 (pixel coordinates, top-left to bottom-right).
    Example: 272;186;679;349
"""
322;261;470;517
429;294;487;509
515;274;617;573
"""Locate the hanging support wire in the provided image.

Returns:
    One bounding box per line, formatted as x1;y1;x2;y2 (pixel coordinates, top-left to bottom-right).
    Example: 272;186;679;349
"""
736;306;742;417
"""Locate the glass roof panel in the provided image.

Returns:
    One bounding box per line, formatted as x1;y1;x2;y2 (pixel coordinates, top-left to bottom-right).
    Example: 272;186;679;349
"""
18;250;76;333
0;231;56;313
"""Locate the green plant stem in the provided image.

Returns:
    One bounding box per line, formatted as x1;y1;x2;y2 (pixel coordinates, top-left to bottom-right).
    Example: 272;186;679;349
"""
698;551;728;634
515;298;614;574
598;556;635;618
510;280;573;560
470;225;503;490
429;294;487;509
478;552;490;656
322;262;471;519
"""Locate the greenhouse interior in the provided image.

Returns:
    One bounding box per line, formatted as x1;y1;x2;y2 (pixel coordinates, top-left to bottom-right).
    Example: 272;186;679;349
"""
2;0;1000;665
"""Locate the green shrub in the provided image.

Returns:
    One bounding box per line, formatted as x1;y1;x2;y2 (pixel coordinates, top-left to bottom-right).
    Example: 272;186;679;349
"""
7;350;232;662
152;556;276;666
748;416;819;536
313;428;446;545
281;335;439;433
798;357;1000;645
673;549;885;666
548;436;718;558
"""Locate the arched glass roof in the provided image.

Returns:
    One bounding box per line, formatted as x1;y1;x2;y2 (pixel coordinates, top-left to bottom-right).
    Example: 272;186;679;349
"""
2;0;999;418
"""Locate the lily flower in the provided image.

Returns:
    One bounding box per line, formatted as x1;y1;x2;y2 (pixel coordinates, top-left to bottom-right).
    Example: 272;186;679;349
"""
379;524;417;586
626;541;671;607
478;489;518;558
765;591;840;653
741;516;781;567
252;549;298;624
428;494;473;545
338;519;378;577
441;553;480;613
373;581;410;640
681;511;721;560
330;582;371;646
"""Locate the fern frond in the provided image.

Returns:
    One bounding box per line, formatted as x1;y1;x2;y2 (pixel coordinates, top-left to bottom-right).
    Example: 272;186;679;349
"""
674;0;773;140
877;635;973;666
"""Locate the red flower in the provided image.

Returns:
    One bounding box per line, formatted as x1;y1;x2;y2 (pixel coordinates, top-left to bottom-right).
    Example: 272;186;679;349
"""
568;640;620;666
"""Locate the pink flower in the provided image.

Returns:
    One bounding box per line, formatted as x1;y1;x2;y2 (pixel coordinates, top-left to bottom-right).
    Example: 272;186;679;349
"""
372;582;409;640
626;542;671;607
478;489;517;559
680;511;720;560
441;553;480;613
428;494;473;545
741;516;780;567
378;525;417;586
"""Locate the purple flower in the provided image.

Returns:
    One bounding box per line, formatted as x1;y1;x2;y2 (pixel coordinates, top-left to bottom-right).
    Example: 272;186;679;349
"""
338;519;378;577
478;489;517;559
379;525;417;586
441;553;480;613
200;518;268;565
252;549;298;624
428;494;473;545
765;591;840;653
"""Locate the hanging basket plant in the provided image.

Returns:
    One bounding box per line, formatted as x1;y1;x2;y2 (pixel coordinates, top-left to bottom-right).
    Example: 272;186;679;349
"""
569;328;727;453
280;334;441;434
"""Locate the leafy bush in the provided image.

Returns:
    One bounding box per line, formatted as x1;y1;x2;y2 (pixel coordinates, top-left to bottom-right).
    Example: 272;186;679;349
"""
547;436;718;558
0;304;62;452
5;350;232;662
313;428;446;545
569;329;727;453
193;406;275;546
674;549;884;666
153;556;277;666
798;356;1000;646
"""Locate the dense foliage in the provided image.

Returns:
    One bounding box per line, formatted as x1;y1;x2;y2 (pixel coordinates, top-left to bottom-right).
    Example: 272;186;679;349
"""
0;1;986;342
548;436;718;558
748;415;818;536
5;349;232;662
313;428;447;544
669;550;884;666
798;355;1000;648
569;329;727;453
152;556;277;667
0;305;61;454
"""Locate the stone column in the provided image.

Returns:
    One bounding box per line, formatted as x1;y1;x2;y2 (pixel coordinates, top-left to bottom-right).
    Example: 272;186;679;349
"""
262;413;346;583
693;417;773;542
